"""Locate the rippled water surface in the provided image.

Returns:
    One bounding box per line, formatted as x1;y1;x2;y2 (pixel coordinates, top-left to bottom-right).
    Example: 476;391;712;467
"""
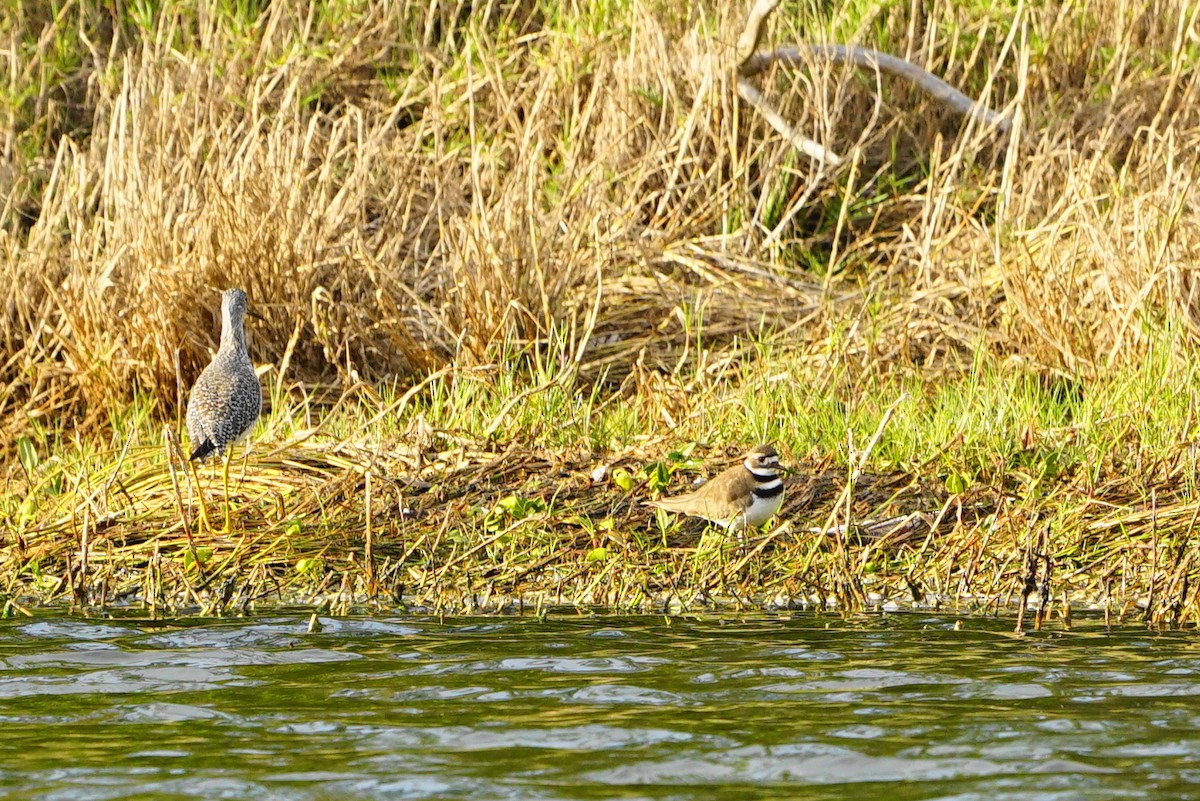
2;613;1199;800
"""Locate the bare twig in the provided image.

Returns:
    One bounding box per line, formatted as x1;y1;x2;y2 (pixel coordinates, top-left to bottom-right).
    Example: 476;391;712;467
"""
742;45;1011;134
735;0;838;166
734;0;1011;168
736;0;780;65
736;78;842;166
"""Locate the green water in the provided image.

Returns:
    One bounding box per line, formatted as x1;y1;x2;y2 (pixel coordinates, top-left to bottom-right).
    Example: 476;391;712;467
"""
0;613;1197;800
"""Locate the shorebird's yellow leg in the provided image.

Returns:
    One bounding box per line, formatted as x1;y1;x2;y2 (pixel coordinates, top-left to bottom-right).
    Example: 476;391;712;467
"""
187;458;214;534
237;438;252;487
221;447;234;535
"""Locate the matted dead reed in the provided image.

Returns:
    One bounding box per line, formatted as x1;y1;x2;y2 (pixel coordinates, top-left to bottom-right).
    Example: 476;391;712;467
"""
10;417;1200;628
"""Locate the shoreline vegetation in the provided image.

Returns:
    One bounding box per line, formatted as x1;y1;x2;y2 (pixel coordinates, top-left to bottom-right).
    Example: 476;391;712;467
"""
4;0;1200;626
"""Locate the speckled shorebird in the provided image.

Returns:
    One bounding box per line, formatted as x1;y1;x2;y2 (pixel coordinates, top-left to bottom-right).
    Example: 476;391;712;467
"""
186;288;261;462
648;444;784;531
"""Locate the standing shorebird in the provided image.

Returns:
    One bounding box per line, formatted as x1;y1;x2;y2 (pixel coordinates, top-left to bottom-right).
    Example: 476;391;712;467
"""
185;288;261;531
648;444;784;532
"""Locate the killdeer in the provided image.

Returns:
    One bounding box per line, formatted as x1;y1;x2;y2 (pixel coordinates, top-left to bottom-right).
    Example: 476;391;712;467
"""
648;444;784;531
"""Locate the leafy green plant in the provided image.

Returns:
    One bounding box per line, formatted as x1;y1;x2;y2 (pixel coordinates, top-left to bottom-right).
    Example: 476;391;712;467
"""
484;494;547;533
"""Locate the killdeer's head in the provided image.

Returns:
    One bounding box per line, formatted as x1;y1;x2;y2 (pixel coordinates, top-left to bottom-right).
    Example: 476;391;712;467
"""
743;444;781;477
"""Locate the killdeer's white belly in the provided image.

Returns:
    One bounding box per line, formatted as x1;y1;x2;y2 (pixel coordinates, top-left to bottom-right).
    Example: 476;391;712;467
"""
742;487;784;529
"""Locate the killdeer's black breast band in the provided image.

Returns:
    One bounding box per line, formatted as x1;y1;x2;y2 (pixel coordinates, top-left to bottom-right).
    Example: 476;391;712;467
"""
754;484;784;499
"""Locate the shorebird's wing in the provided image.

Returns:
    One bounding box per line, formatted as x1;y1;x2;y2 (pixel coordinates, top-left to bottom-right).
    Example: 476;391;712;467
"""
712;474;753;511
649;472;742;519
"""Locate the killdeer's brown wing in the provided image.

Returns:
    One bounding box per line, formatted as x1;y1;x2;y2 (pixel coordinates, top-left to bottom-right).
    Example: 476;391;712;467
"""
649;464;747;521
713;467;757;511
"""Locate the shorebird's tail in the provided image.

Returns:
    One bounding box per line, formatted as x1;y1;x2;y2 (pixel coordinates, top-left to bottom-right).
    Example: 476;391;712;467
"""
189;439;217;461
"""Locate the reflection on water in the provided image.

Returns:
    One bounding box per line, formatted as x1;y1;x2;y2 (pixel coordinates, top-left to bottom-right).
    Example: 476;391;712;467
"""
1;613;1198;800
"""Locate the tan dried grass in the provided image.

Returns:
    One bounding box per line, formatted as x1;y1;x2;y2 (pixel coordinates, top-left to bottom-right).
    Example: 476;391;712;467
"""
0;0;1194;427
